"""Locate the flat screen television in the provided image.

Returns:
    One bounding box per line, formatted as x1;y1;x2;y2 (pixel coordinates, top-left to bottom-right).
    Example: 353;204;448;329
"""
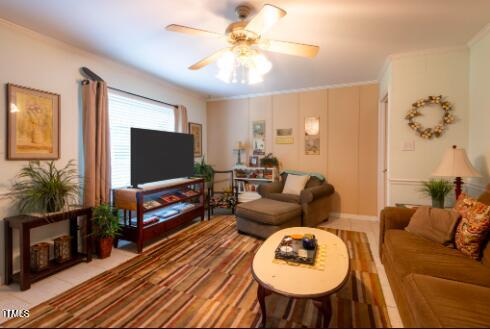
130;128;194;187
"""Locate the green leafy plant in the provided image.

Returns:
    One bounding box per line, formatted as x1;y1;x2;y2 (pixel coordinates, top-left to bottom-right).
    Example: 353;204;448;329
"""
93;204;121;239
420;179;453;208
194;156;214;183
260;153;279;168
10;160;80;213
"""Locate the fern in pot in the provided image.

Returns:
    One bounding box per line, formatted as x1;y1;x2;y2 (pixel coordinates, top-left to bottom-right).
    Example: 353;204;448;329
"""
420;179;453;208
194;156;214;187
93;204;121;259
10;160;80;214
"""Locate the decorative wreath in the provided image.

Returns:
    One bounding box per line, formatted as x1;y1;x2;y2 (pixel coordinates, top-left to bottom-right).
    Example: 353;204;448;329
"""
406;95;455;139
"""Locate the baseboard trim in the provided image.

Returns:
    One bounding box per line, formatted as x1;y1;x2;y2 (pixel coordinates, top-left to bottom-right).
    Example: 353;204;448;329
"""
330;212;379;221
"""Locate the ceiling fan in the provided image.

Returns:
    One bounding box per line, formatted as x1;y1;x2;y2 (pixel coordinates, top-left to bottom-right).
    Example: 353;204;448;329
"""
165;4;319;84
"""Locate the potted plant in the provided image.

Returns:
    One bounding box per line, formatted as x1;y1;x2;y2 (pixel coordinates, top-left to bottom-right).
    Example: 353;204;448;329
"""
10;160;79;213
194;156;214;186
420;179;453;208
93;204;121;259
260;153;279;168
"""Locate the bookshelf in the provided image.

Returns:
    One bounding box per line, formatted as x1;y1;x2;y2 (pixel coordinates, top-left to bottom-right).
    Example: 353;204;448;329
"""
113;178;205;252
233;166;277;202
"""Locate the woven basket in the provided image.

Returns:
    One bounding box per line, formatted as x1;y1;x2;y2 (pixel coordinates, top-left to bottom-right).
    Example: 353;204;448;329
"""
54;235;72;263
30;242;50;272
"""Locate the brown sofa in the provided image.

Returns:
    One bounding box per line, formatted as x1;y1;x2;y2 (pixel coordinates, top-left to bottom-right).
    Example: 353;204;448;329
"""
380;189;490;328
257;173;335;227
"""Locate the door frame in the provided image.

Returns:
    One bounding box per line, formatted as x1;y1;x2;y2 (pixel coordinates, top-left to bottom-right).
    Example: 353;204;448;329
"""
378;93;390;215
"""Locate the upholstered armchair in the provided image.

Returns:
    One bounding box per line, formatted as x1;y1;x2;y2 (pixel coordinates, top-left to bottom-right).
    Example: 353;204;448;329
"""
257;173;335;227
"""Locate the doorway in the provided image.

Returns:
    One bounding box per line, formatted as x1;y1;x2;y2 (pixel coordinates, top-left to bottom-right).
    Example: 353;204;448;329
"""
378;94;389;214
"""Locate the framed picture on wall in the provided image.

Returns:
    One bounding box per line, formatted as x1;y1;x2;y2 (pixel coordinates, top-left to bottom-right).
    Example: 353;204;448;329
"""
275;128;294;144
249;155;259;167
252;120;266;155
6;83;60;160
305;117;320;155
188;122;202;157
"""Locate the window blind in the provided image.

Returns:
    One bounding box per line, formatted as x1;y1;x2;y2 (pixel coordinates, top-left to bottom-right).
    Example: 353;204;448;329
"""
108;91;175;188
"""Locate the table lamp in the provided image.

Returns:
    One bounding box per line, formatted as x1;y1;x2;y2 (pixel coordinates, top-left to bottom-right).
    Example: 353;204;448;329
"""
233;141;248;166
432;145;481;200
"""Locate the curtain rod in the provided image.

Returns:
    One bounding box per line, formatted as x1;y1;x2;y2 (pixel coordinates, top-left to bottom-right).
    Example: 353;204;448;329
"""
107;86;178;108
80;67;178;108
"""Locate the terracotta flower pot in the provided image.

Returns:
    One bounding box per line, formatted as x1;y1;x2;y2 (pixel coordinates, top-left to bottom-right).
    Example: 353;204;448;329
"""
97;237;113;259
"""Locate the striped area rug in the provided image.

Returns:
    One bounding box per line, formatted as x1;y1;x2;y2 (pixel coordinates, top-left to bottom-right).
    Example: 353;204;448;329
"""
3;216;390;328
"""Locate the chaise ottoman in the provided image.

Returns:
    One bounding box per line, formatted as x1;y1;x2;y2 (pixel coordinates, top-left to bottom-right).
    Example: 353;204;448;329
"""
235;198;302;239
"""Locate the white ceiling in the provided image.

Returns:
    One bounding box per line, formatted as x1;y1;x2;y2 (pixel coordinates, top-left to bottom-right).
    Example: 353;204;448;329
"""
1;0;489;98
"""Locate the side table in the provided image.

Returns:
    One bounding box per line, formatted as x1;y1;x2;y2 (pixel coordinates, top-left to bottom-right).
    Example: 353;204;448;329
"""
4;207;92;290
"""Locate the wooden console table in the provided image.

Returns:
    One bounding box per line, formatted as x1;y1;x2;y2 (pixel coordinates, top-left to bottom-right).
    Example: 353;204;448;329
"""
4;207;93;291
113;178;205;253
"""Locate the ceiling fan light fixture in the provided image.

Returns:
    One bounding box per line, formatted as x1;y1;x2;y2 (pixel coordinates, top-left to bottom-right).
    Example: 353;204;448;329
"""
216;48;271;85
167;4;319;84
253;53;272;75
248;68;264;85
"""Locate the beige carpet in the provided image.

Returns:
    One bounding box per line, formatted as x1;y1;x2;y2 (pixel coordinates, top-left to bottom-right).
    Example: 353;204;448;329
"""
3;216;391;328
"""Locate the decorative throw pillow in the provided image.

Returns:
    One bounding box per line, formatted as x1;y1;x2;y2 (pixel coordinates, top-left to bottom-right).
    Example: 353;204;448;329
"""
405;206;461;246
453;193;490;260
282;174;310;195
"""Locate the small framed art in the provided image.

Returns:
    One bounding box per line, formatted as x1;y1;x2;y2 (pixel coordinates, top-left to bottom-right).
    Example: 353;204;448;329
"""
188;122;202;157
249;155;259;167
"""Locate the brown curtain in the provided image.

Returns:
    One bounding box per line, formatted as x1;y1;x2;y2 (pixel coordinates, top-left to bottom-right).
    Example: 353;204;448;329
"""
82;80;111;207
174;105;188;133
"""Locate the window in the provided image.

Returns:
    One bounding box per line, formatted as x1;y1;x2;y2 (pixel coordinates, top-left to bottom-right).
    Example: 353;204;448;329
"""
108;90;175;188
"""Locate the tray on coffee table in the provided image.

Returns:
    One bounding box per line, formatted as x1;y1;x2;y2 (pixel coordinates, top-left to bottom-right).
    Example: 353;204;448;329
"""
274;235;318;265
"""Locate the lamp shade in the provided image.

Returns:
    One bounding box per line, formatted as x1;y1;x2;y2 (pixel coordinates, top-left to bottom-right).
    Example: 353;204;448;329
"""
432;146;481;178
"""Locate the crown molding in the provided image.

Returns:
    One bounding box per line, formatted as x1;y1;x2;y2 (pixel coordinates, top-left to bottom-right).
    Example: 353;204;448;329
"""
206;80;379;102
468;23;490;48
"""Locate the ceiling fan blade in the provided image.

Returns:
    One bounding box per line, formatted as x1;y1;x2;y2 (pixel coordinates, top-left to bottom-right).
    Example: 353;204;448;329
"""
245;4;286;36
165;24;224;39
189;48;230;70
259;39;319;58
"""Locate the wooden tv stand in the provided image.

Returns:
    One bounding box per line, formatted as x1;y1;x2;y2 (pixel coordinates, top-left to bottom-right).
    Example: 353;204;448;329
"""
113;178;205;253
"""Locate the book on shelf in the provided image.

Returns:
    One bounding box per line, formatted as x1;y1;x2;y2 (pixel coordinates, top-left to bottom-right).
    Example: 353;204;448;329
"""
155;208;180;218
178;189;200;197
143;200;162;210
172;202;196;212
160;194;182;203
237;181;260;193
130;215;161;226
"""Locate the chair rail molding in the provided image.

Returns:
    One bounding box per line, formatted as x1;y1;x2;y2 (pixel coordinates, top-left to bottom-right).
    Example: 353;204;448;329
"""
389;178;425;186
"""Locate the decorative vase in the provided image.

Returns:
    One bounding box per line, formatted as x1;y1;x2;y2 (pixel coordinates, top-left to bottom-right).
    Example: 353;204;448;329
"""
97;237;113;259
432;197;445;209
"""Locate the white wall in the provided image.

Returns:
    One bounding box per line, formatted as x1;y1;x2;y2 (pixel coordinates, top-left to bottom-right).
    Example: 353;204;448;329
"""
0;19;207;283
468;27;490;192
386;49;470;206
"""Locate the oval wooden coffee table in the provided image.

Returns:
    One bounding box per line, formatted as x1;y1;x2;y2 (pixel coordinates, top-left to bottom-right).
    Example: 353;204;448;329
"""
252;227;350;328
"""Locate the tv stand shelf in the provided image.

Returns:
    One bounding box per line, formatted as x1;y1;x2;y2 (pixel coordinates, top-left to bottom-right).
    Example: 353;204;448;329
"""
113;178;205;253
